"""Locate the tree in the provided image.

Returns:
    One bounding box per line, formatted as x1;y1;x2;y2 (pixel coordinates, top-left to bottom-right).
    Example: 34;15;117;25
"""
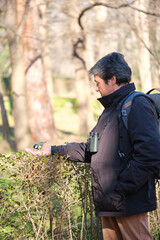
148;0;160;87
5;0;56;149
62;0;94;136
20;0;56;142
36;0;54;101
134;0;152;92
3;0;160;147
0;88;10;140
5;0;31;150
78;0;160;92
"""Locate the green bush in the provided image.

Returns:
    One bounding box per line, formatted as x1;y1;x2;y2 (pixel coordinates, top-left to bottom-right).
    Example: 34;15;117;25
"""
0;153;102;240
1;152;160;239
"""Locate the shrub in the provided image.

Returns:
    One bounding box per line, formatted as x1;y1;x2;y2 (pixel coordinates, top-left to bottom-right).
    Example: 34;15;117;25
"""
0;153;102;240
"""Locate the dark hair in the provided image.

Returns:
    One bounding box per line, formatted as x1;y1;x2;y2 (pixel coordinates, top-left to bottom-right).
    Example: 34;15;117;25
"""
89;52;132;85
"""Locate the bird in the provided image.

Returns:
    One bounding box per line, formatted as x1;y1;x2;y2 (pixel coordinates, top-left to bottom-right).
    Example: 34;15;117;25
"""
33;141;47;150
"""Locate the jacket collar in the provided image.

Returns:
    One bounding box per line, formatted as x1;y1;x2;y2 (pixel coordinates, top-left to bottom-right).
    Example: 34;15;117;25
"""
98;82;136;108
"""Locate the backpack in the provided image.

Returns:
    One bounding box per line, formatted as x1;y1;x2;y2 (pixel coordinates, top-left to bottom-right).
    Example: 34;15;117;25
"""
118;88;160;179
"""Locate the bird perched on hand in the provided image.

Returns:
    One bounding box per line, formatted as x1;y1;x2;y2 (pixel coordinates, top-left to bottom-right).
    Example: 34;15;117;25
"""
33;141;47;150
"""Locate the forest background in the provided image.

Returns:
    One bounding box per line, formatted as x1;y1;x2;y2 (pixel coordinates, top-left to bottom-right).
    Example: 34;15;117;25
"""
0;0;160;239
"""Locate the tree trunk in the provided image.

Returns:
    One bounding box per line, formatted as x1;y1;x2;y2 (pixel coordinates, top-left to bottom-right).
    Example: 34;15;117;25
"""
19;0;56;142
64;0;93;136
73;39;92;136
36;0;54;100
5;0;31;150
148;0;160;88
0;91;10;140
94;6;107;61
134;0;152;92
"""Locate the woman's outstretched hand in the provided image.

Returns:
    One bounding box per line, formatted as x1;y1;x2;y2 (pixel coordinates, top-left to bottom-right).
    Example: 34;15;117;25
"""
25;148;51;156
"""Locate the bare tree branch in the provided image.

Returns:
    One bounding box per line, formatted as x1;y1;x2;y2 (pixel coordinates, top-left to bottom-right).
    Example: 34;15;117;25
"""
78;0;160;65
0;23;40;43
130;5;160;17
123;13;160;65
18;0;30;35
73;38;86;70
78;1;160;30
131;25;160;65
1;0;31;35
25;55;41;74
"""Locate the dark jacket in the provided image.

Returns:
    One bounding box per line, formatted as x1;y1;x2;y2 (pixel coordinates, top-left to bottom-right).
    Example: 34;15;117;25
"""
51;83;160;217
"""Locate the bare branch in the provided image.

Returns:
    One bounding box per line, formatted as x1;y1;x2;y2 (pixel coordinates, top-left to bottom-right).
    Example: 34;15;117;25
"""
124;15;160;65
78;1;160;30
25;55;42;74
73;38;86;70
130;5;160;17
18;0;31;35
131;25;160;65
0;23;41;43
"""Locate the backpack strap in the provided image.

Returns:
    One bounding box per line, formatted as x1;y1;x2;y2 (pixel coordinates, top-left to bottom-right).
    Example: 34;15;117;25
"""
146;89;160;118
121;91;146;129
146;88;160;94
118;91;145;158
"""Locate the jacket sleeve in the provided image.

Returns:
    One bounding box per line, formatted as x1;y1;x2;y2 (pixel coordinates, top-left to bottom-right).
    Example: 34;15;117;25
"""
115;96;160;195
51;142;92;163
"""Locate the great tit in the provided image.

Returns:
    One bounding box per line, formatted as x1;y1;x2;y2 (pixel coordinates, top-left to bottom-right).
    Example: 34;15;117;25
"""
33;141;47;150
